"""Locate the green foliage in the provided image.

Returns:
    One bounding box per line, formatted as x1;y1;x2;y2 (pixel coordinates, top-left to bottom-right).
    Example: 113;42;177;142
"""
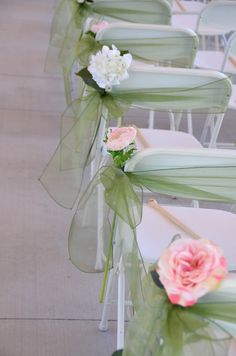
110;147;136;170
85;30;96;38
111;351;123;356
76;68;105;96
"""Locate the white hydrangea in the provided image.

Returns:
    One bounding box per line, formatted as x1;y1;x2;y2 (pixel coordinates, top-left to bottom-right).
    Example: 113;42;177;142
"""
88;45;132;90
77;0;85;3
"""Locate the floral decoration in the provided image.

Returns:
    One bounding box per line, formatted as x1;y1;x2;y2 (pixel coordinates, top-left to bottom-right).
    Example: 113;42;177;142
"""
104;127;137;169
91;21;109;34
157;238;227;307
87;45;132;91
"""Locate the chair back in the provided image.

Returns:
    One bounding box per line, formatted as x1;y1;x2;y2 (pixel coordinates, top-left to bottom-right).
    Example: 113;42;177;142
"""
136;203;236;267
222;32;236;73
92;0;172;25
111;66;232;113
196;1;236;32
125;147;236;172
96;23;198;67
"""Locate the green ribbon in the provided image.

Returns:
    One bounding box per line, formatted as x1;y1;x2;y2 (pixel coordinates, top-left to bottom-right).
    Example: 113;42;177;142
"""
45;0;172;102
66;151;236;302
122;273;236;356
39;90;126;208
40;74;232;210
75;35;101;67
67;156;236;272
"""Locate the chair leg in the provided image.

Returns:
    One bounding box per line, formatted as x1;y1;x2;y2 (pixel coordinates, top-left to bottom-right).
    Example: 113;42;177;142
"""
192;200;199;208
201;35;206;51
168;112;176;130
99;268;116;332
200;113;213;146
117;257;125;350
95;184;106;271
148;110;155;129
214;35;220;51
175;111;183;130
208;113;224;148
187;110;193;135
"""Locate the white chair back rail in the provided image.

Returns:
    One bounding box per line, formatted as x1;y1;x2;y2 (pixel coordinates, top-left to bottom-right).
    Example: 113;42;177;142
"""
93;0;172;25
137;202;236;268
110;66;232;147
96;23;198;68
196;0;236;33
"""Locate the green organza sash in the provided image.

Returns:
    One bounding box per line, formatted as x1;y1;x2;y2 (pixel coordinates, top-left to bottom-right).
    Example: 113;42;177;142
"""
46;0;172;103
67;153;236;273
45;0;78;73
122;273;236;356
40;90;125;208
99;36;197;67
61;32;198;99
40;77;231;209
46;0;171;73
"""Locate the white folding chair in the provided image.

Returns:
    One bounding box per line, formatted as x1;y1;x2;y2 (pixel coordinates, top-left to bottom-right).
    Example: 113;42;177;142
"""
93;65;232;180
125;200;236;355
95;22;199;129
99;147;236;349
93;0;172;25
195;32;236;112
39;65;232;213
137;201;236;270
96;22;198;68
195;32;236;72
172;1;236;50
173;0;205;15
109;65;232;147
46;0;172;103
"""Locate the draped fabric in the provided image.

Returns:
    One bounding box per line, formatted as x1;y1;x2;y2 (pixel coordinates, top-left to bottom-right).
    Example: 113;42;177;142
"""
59;29;198;99
45;0;172;103
67;151;236;273
46;0;171;73
40;76;231;209
122;273;236;356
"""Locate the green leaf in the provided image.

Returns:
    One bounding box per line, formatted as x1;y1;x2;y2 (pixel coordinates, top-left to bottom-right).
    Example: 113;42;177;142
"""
151;270;164;289
120;50;129;55
76;68;105;95
111;350;123;356
85;30;96;38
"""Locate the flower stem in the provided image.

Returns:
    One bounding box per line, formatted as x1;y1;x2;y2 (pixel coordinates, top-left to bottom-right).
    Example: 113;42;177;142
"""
100;213;117;303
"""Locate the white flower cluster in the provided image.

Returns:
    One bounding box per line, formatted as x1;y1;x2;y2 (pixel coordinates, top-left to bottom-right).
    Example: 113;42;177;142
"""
88;45;132;90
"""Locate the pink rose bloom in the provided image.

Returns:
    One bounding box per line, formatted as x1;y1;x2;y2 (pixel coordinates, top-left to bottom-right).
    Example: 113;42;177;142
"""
91;21;109;34
157;238;227;307
106;127;137;151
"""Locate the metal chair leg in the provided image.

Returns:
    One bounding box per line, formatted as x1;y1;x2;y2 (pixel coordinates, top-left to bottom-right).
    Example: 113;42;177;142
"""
117;257;125;350
148;110;155;129
99;268;116;332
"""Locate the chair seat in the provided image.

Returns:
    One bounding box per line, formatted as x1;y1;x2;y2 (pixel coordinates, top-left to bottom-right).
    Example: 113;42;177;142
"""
172;14;231;36
136;204;236;267
195;50;236;73
136;128;202;149
173;0;204;14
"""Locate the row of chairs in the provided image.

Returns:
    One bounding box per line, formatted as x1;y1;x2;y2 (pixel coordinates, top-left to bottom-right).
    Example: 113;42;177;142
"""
45;0;236;354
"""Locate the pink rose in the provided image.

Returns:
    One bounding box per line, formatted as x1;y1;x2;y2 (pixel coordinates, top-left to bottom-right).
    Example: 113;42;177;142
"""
157;238;227;307
91;21;109;34
106;127;137;151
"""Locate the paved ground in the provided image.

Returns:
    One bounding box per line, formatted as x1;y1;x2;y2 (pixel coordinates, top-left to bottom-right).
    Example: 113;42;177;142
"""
0;1;116;355
0;1;236;355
